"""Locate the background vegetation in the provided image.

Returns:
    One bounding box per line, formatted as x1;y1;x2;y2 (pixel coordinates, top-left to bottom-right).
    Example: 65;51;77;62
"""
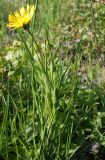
0;0;105;159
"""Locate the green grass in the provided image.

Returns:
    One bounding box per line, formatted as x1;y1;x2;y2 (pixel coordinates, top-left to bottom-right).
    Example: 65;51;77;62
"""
1;0;105;159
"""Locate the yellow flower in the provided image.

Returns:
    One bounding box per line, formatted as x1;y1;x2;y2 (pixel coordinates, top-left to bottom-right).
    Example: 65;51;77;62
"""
7;4;36;29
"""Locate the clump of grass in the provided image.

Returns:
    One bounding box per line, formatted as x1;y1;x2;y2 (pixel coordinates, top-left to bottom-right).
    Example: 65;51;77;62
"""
1;0;105;160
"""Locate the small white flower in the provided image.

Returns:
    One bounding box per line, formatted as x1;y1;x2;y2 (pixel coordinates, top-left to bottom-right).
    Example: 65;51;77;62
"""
5;52;13;60
33;54;38;61
8;71;15;76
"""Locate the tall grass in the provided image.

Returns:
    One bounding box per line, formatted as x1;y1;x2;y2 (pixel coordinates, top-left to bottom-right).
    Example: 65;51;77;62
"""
1;0;105;160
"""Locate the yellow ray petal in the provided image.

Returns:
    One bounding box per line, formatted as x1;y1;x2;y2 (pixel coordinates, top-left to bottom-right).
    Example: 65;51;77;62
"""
20;7;25;16
27;4;30;12
29;5;35;19
8;14;16;22
14;11;20;18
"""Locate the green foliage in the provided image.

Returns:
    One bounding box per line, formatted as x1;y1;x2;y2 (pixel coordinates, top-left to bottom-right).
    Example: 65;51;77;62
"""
1;0;105;160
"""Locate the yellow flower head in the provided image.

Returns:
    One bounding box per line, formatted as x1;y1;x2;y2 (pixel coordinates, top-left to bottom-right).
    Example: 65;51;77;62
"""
7;4;36;29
